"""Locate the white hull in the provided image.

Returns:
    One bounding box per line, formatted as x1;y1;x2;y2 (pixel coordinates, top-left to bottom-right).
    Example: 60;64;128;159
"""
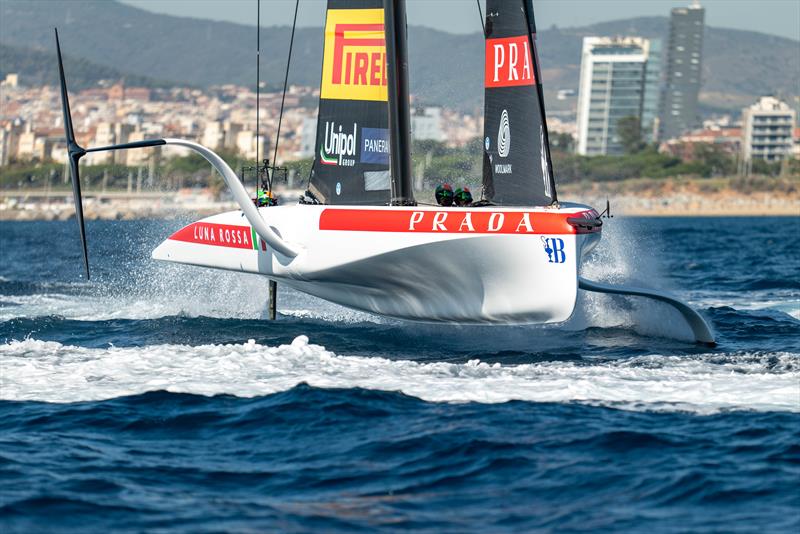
152;204;601;324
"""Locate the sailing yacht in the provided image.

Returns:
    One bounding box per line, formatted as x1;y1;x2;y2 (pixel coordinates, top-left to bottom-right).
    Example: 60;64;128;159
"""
54;0;715;344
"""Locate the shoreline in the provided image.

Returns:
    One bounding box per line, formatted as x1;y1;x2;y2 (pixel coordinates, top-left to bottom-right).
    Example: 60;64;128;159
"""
0;189;797;220
572;195;799;217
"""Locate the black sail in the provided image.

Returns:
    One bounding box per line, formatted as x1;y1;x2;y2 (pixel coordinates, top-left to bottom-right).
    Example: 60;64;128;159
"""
482;0;557;206
308;0;391;205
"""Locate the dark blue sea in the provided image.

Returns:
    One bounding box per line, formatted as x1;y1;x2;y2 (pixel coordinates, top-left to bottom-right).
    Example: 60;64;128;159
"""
1;216;798;533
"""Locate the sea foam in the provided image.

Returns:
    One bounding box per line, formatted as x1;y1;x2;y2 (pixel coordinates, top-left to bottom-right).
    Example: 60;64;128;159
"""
2;336;797;414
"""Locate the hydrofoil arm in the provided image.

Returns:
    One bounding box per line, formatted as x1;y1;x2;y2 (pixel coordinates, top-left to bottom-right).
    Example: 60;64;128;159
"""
54;28;299;279
578;277;715;346
162;138;299;259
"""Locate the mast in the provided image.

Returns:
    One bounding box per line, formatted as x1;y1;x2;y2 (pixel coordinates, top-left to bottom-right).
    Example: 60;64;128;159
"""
383;0;415;205
481;0;556;206
522;0;558;204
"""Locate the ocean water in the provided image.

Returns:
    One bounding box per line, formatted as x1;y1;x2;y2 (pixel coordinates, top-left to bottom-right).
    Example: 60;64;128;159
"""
1;216;798;532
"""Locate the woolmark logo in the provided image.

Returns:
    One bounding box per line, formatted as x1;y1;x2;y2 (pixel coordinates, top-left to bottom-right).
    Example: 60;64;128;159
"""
320;121;358;167
494;109;512;175
497;110;510;158
321;9;388;102
485;35;535;88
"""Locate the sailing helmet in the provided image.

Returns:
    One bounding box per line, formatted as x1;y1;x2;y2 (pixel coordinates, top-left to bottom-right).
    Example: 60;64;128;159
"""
454;187;473;206
435;183;454;206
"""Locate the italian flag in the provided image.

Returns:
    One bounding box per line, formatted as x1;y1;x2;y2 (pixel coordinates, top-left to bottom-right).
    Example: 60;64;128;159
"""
250;228;266;251
319;146;337;165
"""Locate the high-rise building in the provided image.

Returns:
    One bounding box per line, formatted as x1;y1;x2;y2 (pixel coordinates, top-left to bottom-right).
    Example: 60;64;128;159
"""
659;1;705;141
641;39;662;143
740;96;796;170
575;36;660;156
298;117;318;159
411;107;445;142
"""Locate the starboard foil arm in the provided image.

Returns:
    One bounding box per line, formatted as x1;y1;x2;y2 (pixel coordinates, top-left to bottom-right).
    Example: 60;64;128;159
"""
578;277;715;346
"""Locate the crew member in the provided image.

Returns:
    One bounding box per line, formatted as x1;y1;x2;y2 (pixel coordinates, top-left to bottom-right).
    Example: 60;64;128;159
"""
454;187;473;206
255;188;277;207
435;183;454;206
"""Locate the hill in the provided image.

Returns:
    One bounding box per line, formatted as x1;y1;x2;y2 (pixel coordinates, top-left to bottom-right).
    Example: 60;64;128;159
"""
0;43;173;90
0;1;797;111
541;17;800;112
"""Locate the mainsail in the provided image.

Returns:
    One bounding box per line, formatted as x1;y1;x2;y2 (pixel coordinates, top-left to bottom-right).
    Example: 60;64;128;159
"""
308;0;392;205
482;0;557;206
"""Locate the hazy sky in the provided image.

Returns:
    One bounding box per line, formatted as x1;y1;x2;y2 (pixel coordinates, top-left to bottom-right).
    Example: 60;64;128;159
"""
119;0;800;41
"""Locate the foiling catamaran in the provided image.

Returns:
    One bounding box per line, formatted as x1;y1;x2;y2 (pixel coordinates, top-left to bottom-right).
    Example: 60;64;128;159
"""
54;0;714;345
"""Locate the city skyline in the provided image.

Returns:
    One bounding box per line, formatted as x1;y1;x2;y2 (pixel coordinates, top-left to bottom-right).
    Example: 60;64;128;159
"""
1;0;797;169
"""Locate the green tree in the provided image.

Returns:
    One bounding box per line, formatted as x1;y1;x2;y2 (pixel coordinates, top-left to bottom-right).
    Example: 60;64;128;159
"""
549;132;575;153
616;116;644;155
751;158;781;177
692;143;735;177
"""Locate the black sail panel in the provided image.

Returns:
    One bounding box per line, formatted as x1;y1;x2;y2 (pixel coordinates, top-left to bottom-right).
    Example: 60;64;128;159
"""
482;0;556;206
308;0;391;205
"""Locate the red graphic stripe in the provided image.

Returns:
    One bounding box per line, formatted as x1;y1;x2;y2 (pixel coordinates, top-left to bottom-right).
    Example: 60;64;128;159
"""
319;209;600;235
169;222;266;250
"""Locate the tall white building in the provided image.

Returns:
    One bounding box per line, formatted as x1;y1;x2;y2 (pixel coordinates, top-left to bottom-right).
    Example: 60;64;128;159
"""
741;96;796;167
201;121;225;150
234;131;269;161
411;107;445;142
576;36;660;156
298;117;318;159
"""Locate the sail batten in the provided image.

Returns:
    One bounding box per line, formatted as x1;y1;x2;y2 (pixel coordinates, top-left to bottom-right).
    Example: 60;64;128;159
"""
482;0;557;206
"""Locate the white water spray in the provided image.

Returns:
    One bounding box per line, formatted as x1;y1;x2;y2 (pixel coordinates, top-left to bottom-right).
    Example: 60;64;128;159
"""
1;336;797;414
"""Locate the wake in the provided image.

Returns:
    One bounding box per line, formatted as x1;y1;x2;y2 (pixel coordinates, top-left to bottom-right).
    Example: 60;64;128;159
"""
2;336;797;414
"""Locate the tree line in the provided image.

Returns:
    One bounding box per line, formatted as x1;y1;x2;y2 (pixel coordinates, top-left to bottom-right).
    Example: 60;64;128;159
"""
1;126;796;196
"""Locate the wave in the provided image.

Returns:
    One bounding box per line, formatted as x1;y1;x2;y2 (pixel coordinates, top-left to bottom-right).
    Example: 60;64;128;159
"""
2;336;797;414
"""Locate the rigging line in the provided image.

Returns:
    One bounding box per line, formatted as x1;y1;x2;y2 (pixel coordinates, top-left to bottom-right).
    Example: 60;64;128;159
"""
476;0;485;36
476;0;486;201
521;0;558;205
255;0;261;193
271;0;300;190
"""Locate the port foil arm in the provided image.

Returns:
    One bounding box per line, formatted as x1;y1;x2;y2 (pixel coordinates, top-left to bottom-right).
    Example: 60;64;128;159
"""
55;28;299;281
578;276;715;346
162;139;299;258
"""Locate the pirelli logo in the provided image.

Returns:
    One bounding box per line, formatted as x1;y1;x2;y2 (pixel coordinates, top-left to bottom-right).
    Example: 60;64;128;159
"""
321;8;388;102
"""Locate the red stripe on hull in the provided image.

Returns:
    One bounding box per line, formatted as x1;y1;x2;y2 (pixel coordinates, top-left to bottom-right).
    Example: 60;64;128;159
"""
319;209;600;235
